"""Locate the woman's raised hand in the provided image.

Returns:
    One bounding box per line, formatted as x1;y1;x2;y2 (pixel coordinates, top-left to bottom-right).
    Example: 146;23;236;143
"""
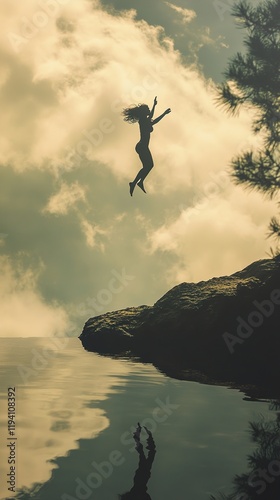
154;96;158;105
165;108;171;114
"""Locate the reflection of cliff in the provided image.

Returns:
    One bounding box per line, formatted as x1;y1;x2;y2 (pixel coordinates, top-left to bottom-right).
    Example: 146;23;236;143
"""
211;402;280;500
80;256;280;393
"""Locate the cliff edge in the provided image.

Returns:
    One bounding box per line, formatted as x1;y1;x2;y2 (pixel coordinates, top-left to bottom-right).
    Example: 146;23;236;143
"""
79;257;280;394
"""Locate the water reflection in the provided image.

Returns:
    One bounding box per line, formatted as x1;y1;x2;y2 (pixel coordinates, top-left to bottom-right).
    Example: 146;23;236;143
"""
0;338;279;500
119;424;156;500
0;338;133;499
211;402;280;499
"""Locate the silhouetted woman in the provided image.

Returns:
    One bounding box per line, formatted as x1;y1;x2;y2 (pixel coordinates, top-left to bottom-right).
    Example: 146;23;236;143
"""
118;423;156;500
122;97;171;196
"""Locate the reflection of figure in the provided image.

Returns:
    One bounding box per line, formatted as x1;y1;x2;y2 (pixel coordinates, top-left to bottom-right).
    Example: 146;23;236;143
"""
119;423;156;500
122;97;171;196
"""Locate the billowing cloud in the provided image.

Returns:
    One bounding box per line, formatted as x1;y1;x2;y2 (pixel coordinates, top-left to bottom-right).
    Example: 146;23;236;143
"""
80;216;108;249
43;181;87;215
148;186;275;284
1;0;254;188
0;256;70;337
165;2;197;24
0;0;276;339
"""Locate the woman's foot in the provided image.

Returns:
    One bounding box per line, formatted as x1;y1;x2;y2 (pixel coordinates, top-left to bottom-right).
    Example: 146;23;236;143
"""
129;182;135;196
137;180;146;193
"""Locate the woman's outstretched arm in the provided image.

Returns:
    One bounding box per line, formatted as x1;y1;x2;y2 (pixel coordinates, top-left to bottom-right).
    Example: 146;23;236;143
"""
152;108;171;125
149;96;157;119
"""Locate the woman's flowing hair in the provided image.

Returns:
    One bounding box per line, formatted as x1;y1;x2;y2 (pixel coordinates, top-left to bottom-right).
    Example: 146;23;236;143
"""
122;104;148;123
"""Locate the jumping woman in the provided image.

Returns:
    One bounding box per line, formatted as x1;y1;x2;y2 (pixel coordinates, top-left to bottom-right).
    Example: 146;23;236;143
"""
122;96;171;196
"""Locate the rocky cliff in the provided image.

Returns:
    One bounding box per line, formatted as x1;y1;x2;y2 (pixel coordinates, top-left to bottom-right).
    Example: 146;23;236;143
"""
79;257;280;394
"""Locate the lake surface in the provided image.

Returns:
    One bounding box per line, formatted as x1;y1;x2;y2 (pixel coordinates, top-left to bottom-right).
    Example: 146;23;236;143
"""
0;337;278;500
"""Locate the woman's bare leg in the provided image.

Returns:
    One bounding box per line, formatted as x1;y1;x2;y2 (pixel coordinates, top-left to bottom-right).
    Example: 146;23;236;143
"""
130;148;153;196
137;179;146;193
137;149;153;193
129;168;146;196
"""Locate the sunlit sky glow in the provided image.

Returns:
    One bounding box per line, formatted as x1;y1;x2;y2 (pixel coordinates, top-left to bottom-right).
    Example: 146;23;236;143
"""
0;0;274;337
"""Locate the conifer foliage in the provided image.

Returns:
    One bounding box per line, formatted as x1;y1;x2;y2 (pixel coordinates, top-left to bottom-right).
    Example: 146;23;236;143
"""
218;0;280;240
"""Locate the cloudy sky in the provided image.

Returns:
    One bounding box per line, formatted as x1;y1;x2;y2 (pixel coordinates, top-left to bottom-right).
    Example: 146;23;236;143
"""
0;0;275;338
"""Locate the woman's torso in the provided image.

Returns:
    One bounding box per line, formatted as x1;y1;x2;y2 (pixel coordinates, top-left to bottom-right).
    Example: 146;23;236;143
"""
138;117;153;147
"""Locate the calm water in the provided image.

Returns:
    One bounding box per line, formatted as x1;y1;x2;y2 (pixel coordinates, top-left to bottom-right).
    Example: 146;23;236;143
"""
0;337;278;500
